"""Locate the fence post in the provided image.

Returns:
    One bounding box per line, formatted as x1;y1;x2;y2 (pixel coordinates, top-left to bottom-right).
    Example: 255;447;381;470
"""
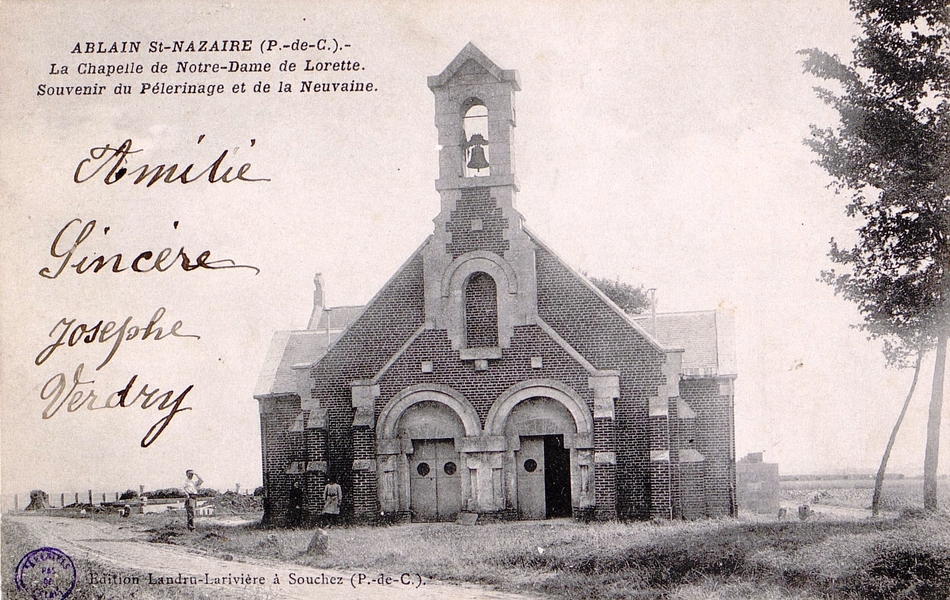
74;492;79;505
61;493;65;508
14;494;18;511
88;490;92;505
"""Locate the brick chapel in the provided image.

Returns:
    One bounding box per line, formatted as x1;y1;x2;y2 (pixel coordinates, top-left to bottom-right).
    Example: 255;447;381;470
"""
255;44;738;525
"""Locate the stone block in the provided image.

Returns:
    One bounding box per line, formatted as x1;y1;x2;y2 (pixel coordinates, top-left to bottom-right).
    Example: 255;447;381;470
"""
307;529;329;555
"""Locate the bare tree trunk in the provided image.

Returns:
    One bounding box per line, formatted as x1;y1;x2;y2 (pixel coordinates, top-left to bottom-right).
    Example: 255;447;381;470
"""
924;331;948;511
872;350;924;516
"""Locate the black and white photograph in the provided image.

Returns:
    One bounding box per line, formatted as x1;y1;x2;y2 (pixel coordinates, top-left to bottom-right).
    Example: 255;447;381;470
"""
1;1;949;598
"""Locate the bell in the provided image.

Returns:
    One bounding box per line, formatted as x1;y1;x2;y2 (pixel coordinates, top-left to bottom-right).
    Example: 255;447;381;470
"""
467;145;489;171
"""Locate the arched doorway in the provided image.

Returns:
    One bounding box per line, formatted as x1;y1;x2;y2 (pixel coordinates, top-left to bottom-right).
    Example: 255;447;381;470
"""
485;380;596;520
397;401;464;522
376;387;481;523
506;397;576;519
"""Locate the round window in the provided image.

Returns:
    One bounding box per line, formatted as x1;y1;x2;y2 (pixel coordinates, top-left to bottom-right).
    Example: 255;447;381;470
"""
443;461;457;476
416;462;430;476
523;459;538;473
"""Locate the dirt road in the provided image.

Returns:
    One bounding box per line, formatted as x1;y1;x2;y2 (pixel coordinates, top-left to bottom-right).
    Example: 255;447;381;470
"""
7;516;536;600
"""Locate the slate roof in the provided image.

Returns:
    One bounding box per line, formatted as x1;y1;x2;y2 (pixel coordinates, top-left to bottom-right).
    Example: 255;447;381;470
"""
255;306;365;398
633;310;737;377
310;305;365;331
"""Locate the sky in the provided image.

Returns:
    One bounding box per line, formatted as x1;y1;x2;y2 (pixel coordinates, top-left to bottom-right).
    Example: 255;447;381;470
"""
2;0;948;503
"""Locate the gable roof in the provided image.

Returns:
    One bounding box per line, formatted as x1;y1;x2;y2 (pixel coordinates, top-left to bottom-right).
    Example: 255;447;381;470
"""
427;42;521;90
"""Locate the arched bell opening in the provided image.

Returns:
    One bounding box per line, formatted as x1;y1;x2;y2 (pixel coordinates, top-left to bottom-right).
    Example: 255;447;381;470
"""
462;99;489;177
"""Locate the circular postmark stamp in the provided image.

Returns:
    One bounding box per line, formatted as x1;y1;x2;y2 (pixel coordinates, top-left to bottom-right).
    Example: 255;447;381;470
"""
15;547;76;600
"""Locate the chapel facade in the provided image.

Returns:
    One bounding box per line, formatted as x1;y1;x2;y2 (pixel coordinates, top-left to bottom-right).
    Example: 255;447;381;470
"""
255;44;737;525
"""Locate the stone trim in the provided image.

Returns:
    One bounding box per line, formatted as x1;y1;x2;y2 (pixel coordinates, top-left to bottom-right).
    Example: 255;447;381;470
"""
306;408;327;429
484;378;592;436
589;373;620;420
459;347;502;360
532;317;599;374
370;324;429;383
594;451;617;465
679;449;705;463
377;384;481;441
676;398;697;419
649;397;669;417
306;461;327;473
440;251;518;297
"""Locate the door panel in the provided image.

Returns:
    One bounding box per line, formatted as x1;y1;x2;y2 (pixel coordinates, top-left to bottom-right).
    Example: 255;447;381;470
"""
517;436;545;519
409;439;438;521
410;439;461;522
435;441;462;520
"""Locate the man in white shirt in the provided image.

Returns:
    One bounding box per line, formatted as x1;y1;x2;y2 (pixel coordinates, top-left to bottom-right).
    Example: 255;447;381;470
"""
182;470;203;531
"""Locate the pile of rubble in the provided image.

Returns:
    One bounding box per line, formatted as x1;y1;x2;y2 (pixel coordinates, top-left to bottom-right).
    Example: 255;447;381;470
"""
211;491;263;514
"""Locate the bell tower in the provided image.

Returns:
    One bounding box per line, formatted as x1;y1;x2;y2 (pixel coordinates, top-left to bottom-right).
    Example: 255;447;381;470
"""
423;44;538;353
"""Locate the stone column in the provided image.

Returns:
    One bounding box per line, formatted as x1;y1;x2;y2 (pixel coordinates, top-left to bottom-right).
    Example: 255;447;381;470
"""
350;380;380;522
590;372;619;520
460;436;507;512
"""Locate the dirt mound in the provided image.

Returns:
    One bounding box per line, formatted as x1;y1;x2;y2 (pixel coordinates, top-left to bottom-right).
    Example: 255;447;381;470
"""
210;491;262;514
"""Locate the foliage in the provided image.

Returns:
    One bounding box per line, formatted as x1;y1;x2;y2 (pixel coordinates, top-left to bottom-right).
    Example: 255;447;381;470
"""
800;0;950;366
585;273;652;315
253;486;265;497
119;489;138;500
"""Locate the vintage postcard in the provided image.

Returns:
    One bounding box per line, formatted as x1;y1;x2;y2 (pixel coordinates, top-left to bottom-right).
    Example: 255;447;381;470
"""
2;1;948;598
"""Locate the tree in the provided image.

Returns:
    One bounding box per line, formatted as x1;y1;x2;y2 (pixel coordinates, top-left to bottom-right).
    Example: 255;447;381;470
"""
801;0;949;510
586;273;652;315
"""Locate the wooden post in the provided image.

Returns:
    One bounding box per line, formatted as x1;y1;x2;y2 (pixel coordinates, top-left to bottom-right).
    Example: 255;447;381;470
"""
14;494;18;511
102;493;106;503
88;490;92;505
74;492;79;505
61;493;65;508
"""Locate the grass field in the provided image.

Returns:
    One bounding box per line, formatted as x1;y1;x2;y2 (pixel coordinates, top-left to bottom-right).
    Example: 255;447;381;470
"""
145;509;950;599
781;477;950;513
5;478;950;599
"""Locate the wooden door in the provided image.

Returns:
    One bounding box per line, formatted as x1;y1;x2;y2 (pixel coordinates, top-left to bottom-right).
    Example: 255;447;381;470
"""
517;436;545;519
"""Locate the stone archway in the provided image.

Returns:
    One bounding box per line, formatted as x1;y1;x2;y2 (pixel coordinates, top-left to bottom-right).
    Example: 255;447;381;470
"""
376;385;480;520
486;380;595;518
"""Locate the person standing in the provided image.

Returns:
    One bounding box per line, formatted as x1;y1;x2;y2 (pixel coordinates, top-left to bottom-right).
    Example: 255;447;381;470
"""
182;469;203;531
288;481;305;528
322;476;342;527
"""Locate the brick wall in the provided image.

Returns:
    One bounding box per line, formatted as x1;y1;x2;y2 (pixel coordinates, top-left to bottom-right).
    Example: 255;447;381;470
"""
377;325;593;424
680;378;736;517
446;187;509;259
534;243;668;520
259;395;303;526
263;252;426;522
